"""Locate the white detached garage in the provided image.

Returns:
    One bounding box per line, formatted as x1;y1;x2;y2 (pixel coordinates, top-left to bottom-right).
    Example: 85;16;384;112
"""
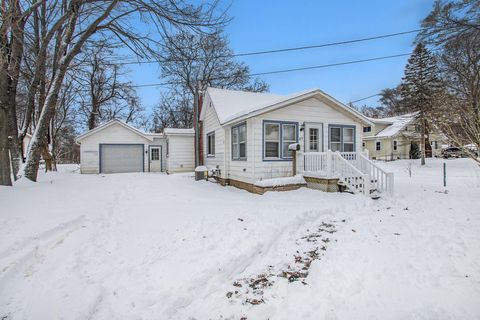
76;119;194;174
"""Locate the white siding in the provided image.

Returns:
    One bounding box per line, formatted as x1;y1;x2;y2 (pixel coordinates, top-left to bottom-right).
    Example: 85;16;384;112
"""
79;122;166;174
202;100;226;178
222;97;364;183
166;135;195;173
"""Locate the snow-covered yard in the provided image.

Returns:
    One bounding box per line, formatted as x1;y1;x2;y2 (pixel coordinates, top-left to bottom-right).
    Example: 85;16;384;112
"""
1;158;479;319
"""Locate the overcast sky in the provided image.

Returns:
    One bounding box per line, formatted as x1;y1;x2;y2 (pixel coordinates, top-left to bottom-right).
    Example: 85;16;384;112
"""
127;0;434;111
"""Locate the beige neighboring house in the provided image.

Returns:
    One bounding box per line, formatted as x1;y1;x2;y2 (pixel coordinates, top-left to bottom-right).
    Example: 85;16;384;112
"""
362;113;445;161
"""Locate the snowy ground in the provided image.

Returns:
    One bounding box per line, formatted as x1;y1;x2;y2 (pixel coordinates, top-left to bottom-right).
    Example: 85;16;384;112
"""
1;158;479;319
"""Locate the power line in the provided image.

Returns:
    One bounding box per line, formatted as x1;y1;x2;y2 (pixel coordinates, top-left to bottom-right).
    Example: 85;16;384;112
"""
127;52;412;88
349;93;381;104
115;28;422;65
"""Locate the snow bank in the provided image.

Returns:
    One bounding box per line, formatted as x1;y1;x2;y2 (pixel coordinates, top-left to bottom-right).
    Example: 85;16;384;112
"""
254;174;306;187
1;158;479;319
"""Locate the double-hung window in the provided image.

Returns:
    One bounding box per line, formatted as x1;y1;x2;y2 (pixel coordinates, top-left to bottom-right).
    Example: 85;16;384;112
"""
393;140;398;151
232;123;246;160
207;132;215;157
263;121;298;160
376;141;381;151
329;125;356;152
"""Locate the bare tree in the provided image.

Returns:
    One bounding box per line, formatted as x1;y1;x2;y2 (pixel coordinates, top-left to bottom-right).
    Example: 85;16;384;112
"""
11;0;226;182
153;29;269;130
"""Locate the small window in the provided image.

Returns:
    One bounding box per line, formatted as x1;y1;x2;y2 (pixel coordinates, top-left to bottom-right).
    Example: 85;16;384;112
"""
282;123;297;158
376;141;381;151
232;123;247;160
166;140;169;157
207;132;215;157
330;127;342;152
362;142;366;148
264;123;280;158
309;128;319;151
151;148;160;161
363;126;371;133
343;127;354;152
393;140;398;151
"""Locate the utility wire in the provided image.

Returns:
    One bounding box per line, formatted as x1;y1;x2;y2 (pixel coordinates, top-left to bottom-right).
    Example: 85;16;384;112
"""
114;28;421;65
127;52;412;88
349;93;382;104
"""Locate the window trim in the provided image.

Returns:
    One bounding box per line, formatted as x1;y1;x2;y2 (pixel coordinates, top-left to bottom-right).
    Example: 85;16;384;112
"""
206;131;215;157
262;120;299;161
231;122;247;161
328;124;356;152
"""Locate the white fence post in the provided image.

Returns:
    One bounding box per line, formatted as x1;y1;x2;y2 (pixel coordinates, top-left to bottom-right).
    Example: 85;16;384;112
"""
326;150;332;177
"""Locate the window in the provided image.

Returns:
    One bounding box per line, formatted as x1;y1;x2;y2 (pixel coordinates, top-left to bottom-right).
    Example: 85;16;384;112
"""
329;125;356;152
264;123;280;158
393;140;398;151
376;141;381;151
363;126;372;133
232;123;247;160
330;127;341;151
263;121;298;160
343;127;354;152
309;128;319;151
151;148;159;161
207;132;215;157
362;142;366;148
282;124;297;158
166;140;169;157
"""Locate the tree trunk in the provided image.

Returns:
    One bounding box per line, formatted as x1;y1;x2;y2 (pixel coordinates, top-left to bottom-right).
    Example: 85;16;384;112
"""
421;111;426;166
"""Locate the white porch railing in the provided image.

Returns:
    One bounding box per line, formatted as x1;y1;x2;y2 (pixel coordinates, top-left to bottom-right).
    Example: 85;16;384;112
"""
299;150;394;195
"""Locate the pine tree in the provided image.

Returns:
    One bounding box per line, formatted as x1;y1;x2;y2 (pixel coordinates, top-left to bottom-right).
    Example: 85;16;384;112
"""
400;43;442;165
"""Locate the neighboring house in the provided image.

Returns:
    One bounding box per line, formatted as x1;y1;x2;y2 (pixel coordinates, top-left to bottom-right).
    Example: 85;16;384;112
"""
198;87;373;189
75;119;194;174
362;113;445;161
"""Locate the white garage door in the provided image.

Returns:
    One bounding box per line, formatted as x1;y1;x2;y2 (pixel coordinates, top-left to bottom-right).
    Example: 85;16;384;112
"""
100;144;144;173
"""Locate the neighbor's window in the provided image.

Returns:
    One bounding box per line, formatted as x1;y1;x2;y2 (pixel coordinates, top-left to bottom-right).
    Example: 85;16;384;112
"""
282;123;297;158
309;128;319;151
376;141;381;151
232;123;247;160
393;140;398;151
151;148;159;161
166;140;169;157
264;123;280;158
207;132;215;156
363;126;372;133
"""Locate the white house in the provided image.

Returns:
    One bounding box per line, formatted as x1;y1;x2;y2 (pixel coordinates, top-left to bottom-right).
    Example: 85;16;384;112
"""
75;119;194;174
198;87;382;191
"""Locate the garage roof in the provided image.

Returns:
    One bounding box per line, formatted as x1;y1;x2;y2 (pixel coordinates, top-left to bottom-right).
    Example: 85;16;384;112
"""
75;119;162;143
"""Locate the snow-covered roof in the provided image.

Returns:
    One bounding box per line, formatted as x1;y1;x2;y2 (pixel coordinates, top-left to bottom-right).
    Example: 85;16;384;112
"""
163;128;194;135
369;113;417;138
76;119;161;143
203;87;372;126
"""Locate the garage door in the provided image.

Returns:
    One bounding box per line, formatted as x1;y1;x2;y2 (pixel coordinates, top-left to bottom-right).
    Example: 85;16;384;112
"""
100;144;144;173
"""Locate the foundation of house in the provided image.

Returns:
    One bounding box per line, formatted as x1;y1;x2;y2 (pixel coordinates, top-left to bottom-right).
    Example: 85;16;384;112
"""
214;177;307;195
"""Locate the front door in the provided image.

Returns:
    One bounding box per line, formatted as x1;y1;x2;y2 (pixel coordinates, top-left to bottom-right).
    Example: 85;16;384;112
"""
305;123;323;152
149;146;162;172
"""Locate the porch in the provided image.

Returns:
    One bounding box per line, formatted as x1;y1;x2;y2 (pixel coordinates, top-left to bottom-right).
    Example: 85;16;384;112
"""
296;151;394;195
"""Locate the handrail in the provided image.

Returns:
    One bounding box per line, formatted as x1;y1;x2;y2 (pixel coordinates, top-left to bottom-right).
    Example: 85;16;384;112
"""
333;152;369;195
358;153;394;194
